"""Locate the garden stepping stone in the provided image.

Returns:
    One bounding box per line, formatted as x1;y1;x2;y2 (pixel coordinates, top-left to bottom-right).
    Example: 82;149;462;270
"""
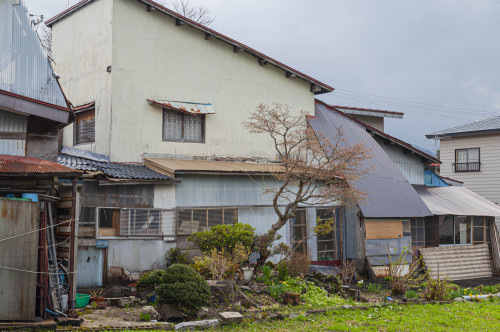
218;312;243;324
159;304;186;322
175;319;220;330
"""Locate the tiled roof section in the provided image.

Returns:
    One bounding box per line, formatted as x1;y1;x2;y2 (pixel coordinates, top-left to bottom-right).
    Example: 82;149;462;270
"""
0;155;80;175
57;155;173;180
426;116;500;138
316;100;440;164
45;0;333;94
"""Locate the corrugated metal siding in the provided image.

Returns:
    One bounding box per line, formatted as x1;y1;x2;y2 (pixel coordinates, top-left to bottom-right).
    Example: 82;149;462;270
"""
0;109;27;132
0;138;25;155
343;207;364;259
311;103;432;218
375;136;425;185
0;0;66;107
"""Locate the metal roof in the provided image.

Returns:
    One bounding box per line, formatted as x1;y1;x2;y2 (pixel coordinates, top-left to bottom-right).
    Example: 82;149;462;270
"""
331;105;404;119
0;0;68;107
144;158;283;177
413;185;500;217
147;99;215;115
58;154;173;180
317;100;440;164
310;102;432;218
0;154;80;176
45;0;333;95
426;115;500;138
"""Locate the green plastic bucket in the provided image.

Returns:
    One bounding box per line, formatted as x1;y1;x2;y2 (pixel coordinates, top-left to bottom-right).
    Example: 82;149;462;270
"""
75;293;91;308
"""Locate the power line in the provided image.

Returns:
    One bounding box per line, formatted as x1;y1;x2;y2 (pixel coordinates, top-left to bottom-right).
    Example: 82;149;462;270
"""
0;219;72;243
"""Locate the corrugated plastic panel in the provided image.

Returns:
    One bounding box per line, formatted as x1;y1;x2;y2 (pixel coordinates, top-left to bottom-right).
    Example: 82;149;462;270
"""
147;99;215;115
413;185;500;217
0;139;25;155
310;103;432;218
0;0;66;107
0;109;27;132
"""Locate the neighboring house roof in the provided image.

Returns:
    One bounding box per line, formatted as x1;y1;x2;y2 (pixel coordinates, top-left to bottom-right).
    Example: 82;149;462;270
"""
0;0;68;107
58;154;173;181
147;99;215;115
310;102;433;218
331;105;404;119
45;0;333;95
413;185;500;217
144;158;283;177
0;154;80;176
0;89;73;123
317;100;440;164
426;115;500;138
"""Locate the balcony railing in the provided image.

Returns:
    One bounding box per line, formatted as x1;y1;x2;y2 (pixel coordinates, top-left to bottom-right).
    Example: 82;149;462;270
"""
453;162;481;172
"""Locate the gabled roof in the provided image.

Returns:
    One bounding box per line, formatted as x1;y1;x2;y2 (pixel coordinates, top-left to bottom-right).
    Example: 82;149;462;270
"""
316;100;440;164
310;102;432;218
0;154;80;176
0;0;68;108
45;0;333;95
331;105;404;119
426;115;500;139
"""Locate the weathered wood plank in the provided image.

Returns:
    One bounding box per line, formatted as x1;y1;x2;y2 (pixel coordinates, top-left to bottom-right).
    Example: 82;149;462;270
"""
365;220;403;239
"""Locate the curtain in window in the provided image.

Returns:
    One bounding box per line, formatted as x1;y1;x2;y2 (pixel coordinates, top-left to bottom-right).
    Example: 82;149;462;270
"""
468;148;480;163
456;150;467;163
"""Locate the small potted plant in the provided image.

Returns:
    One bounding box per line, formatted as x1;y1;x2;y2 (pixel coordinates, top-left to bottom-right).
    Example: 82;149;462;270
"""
242;263;255;281
90;288;107;309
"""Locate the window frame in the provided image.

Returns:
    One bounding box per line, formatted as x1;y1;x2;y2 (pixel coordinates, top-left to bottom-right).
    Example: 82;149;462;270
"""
454;148;480;172
176;207;238;236
316;208;338;262
162;109;205;143
73;108;96;145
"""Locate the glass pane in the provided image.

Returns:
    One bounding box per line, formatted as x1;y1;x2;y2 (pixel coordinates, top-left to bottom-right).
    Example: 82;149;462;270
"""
473;227;484;243
99;208;114;228
207;209;223;229
318;241;334;252
184;114;203;141
178;209;192;235
163;110;182;140
193;209;207;232
293;209;307;255
468;148;480;162
439;215;454;245
456;150;467;163
454;216;471;245
223;208;238;225
79;206;96;225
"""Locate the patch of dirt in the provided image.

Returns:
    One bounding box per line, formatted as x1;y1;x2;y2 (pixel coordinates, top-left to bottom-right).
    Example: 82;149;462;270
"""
78;306;168;329
452;277;500;289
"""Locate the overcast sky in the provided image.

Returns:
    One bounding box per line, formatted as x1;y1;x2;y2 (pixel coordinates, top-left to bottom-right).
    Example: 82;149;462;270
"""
25;0;500;153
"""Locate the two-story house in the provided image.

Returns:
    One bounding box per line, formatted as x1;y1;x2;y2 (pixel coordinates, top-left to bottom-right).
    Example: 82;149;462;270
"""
47;0;337;287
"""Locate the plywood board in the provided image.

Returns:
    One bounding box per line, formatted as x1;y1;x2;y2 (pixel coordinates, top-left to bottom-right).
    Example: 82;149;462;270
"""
365;220;403;240
0;199;39;320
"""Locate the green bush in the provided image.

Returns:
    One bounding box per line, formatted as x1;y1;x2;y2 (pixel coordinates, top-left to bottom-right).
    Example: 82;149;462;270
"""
422;276;454;301
164;248;189;266
188;223;255;254
405;290;418;299
137;270;166;293
156;264;210;313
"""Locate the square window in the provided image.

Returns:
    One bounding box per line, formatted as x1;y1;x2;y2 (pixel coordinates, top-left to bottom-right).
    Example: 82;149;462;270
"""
454;148;480;172
163;109;204;142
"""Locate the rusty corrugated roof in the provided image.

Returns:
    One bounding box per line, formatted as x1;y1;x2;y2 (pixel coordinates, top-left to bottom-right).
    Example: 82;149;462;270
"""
147;99;215;115
413;185;500;217
0;155;81;175
144;158;283;177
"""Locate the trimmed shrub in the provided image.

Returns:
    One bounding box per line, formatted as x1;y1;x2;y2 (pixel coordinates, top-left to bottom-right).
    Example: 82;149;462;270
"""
156;264;210;313
164;248;189;266
188;223;255;254
137;270;165;293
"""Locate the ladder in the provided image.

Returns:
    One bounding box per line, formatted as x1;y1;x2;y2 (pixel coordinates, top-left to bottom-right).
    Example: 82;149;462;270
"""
47;203;62;311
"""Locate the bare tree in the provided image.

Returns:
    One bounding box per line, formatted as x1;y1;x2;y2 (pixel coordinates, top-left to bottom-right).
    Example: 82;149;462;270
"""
159;0;215;26
243;103;372;264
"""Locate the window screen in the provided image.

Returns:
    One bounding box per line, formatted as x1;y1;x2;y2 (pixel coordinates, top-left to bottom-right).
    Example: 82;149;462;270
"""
119;209;175;236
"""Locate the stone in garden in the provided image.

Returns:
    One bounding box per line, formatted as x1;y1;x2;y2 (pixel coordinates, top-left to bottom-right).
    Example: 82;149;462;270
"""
142;305;159;320
155;322;174;330
306;309;325;316
218;311;243;324
239;286;253;292
267;312;284;320
159;304;187;322
341;305;353;309
197;307;209;318
283;292;301;305
342;288;360;301
454;297;464;302
174;319;220;330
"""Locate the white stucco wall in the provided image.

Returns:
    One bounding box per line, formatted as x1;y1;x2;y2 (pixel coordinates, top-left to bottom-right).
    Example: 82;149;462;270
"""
107;0;315;162
52;0;114;155
440;134;500;204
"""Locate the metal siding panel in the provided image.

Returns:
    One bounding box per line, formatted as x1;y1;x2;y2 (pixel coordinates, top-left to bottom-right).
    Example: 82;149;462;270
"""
0;0;66;107
0;109;27;132
365;236;411;265
0;199;39;320
311;104;432;218
76;247;104;288
0;138;25;155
